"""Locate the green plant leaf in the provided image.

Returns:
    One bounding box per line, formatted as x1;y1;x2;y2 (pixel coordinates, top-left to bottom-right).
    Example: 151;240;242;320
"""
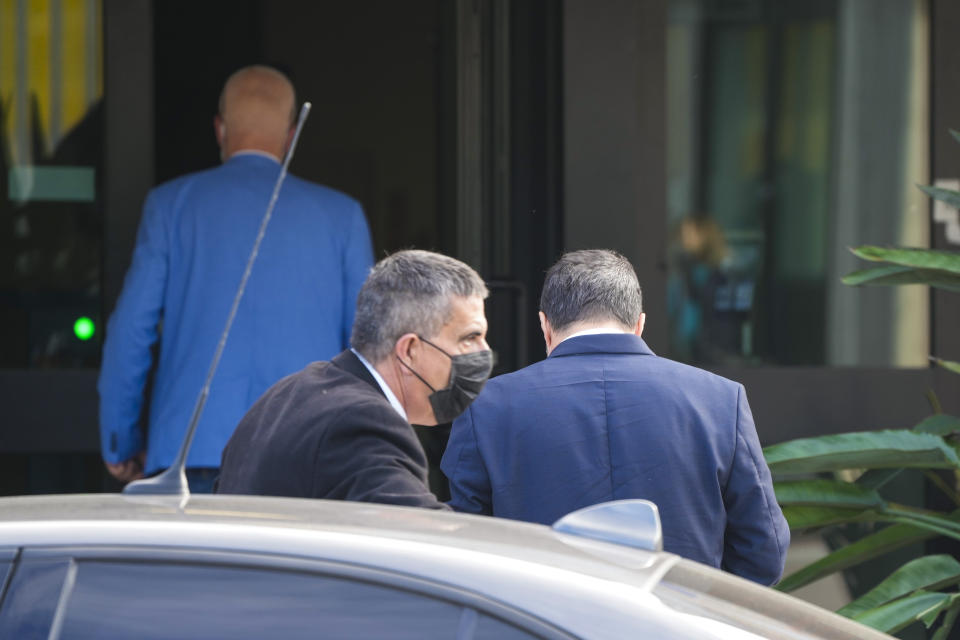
775;480;885;509
777;510;960;592
932;357;960;376
923;471;960;509
837;555;960;618
842;264;915;285
778;489;960;540
918;184;960;210
782;505;880;530
857;468;903;490
932;597;960;640
764;430;960;473
951;129;960;145
927;389;943;415
853;591;953;634
914;414;960;436
922;593;960;628
886;513;960;542
842;265;960;292
851;246;960;274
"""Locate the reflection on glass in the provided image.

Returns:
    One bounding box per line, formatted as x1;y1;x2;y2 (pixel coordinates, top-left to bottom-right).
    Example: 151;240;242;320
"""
669;216;757;363
667;0;929;367
0;0;103;368
62;561;466;639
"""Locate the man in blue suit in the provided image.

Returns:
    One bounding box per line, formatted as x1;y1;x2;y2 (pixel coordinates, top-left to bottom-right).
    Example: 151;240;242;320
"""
441;249;789;585
98;65;374;491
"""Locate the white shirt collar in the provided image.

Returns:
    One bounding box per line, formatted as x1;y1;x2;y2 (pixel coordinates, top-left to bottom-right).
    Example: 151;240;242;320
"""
229;149;281;163
350;348;407;420
558;326;633;346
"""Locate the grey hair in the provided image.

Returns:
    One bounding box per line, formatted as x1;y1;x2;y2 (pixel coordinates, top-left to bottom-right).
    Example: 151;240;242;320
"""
540;249;642;332
351;250;489;363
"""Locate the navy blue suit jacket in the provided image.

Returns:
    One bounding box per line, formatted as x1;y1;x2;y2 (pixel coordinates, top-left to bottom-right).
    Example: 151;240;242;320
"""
441;333;789;585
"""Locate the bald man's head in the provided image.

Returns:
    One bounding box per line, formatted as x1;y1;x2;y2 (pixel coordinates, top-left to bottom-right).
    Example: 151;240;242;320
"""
215;65;296;161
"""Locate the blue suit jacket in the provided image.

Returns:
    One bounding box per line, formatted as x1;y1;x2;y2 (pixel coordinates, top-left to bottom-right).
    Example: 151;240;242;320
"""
98;153;374;475
441;333;790;585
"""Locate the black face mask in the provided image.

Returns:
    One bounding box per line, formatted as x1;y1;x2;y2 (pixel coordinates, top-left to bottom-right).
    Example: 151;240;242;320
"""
398;337;494;423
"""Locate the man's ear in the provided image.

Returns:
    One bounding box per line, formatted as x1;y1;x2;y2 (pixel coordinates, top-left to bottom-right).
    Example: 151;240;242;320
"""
214;115;225;146
394;333;419;369
634;313;646;337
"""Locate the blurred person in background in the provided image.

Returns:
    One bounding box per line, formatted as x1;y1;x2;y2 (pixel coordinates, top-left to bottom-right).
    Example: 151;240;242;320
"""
98;65;373;492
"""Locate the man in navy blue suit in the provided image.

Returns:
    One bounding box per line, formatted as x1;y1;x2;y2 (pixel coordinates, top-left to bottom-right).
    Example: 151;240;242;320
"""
441;249;789;585
99;66;373;491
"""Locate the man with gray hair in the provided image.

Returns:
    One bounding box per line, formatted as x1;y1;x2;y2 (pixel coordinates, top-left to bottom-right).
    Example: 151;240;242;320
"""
217;250;493;507
441;249;789;585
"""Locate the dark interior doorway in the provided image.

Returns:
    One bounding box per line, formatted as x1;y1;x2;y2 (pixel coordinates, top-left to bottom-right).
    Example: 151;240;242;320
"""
154;0;455;496
149;0;563;501
152;0;564;377
3;0;563;498
154;0;449;259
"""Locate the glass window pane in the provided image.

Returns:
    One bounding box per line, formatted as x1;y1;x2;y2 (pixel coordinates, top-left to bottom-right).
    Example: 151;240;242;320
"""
60;561;464;640
667;0;929;366
474;611;546;639
0;558;12;592
0;0;103;368
0;559;70;640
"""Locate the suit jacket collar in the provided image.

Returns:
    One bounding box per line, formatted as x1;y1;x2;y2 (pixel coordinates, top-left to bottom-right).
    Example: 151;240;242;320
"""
548;333;656;359
331;349;385;397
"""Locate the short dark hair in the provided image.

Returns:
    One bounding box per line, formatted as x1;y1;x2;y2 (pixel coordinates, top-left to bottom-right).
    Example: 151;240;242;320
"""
540;249;642;332
351;250;489;363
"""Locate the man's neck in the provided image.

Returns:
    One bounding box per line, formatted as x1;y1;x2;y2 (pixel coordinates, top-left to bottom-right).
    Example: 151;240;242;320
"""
225;149;281;163
555;323;633;344
351;349;407;421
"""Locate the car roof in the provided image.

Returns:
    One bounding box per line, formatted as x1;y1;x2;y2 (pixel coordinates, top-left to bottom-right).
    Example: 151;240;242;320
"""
0;494;691;639
0;493;667;583
0;494;892;640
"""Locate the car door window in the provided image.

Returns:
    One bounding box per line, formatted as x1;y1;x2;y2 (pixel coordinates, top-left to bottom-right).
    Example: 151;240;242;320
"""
473;611;546;640
0;555;552;640
0;558;71;640
55;560;514;640
0;557;13;596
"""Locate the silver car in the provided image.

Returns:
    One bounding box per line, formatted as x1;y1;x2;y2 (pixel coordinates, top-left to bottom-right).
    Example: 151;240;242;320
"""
0;493;889;639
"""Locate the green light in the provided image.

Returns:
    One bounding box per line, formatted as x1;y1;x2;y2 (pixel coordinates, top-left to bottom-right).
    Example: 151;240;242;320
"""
74;316;95;341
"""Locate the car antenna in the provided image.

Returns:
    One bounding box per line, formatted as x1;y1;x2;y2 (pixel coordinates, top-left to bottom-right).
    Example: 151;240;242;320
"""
124;102;313;497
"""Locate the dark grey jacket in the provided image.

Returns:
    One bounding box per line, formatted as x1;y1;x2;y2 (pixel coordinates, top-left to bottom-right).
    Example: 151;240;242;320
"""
217;350;447;509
